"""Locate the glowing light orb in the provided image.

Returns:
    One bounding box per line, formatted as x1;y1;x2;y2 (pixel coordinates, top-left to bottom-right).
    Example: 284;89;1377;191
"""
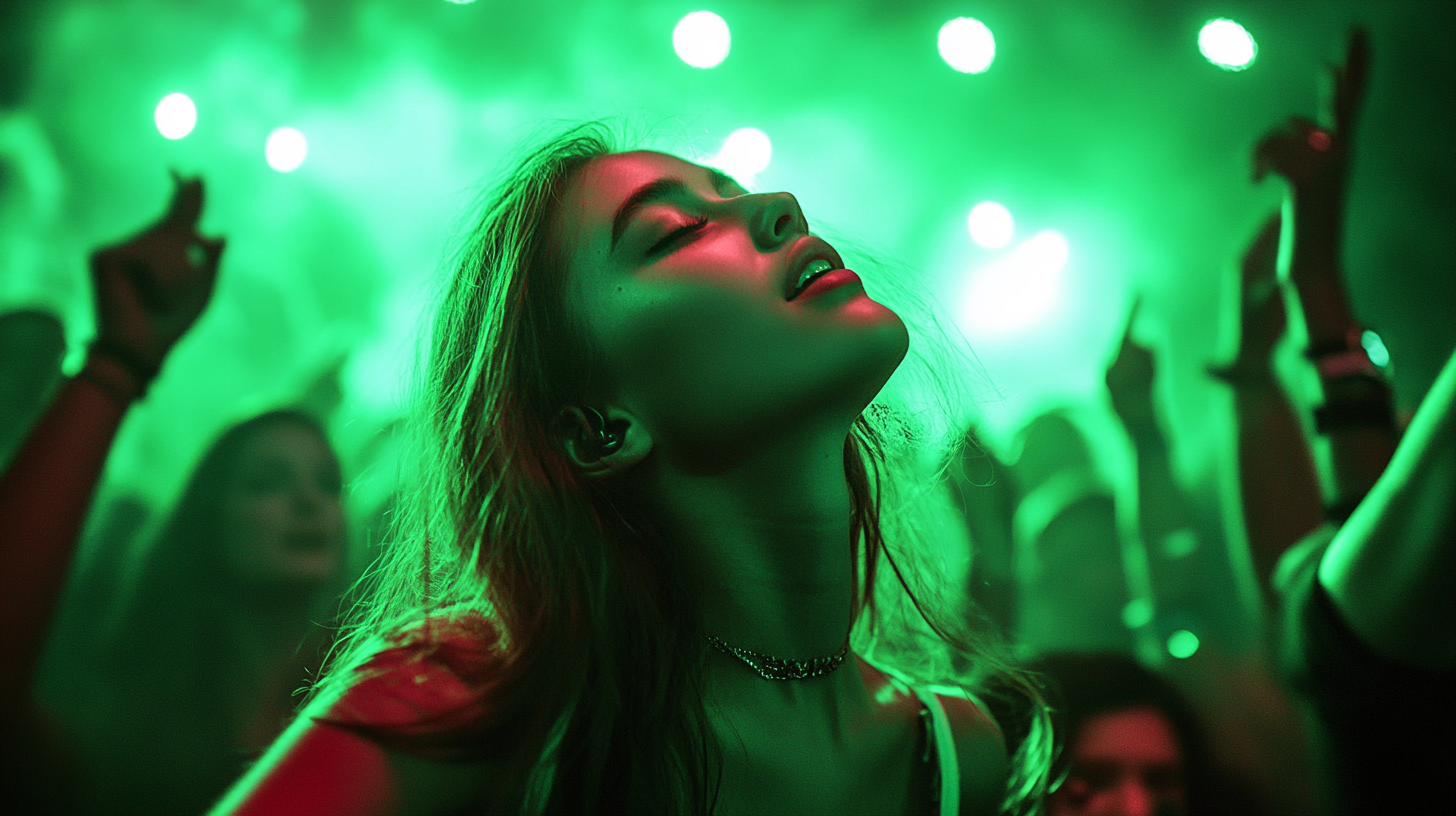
938;17;995;74
964;230;1069;334
968;201;1014;249
1167;629;1201;659
154;93;197;140
708;127;772;187
673;11;731;69
1361;330;1391;368
265;127;308;173
1121;599;1153;629
1199;19;1257;71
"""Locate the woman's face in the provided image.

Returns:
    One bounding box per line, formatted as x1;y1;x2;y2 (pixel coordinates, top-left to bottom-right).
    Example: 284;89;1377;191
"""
219;423;346;586
550;151;909;463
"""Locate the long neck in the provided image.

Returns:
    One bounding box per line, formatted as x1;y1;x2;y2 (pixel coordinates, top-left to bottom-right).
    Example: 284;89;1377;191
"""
645;428;857;663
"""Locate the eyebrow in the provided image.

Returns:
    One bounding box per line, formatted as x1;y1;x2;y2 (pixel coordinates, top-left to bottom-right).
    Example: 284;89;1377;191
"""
608;168;745;252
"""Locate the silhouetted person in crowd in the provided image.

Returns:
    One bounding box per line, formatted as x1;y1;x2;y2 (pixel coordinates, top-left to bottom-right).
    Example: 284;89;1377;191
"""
1040;652;1217;816
1214;29;1452;814
1;177;351;815
36;409;347;814
1008;410;1134;656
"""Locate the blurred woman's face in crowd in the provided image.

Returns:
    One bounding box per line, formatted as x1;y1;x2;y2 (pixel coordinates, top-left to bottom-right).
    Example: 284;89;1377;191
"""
1049;706;1187;816
551;151;908;463
220;423;345;586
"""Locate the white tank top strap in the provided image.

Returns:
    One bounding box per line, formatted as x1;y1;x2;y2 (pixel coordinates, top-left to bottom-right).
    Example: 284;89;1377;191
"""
911;685;960;816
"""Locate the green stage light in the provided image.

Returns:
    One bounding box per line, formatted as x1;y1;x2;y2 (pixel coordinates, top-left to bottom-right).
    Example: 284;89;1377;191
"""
673;11;731;69
938;17;995;74
154;92;196;140
1167;629;1200;659
1121;598;1153;629
968;201;1014;249
708;127;772;187
1198;19;1256;71
964;229;1068;335
265;127;308;173
1361;330;1391;368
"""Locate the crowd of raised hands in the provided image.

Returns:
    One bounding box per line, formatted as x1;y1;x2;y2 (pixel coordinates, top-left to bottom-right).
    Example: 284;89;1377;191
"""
962;29;1451;816
0;26;1450;816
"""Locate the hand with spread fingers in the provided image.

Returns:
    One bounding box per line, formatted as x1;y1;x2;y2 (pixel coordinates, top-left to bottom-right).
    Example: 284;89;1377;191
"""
86;174;224;395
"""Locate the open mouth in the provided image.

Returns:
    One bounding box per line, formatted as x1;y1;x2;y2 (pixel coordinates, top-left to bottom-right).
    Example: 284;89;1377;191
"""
790;258;839;299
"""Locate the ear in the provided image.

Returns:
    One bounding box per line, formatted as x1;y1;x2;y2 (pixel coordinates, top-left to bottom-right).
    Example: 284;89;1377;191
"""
550;405;652;479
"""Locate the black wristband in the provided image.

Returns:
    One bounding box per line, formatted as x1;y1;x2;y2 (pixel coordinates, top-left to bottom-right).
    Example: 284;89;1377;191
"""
1313;398;1396;434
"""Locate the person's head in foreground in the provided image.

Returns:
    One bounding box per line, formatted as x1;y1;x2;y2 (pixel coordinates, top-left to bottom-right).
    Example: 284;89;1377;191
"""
1040;653;1208;816
326;123;1052;814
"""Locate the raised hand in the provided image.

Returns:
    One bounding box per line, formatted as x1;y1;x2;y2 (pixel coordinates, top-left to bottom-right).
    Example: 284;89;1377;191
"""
1209;213;1288;384
1253;27;1371;191
87;174;224;392
1106;301;1158;433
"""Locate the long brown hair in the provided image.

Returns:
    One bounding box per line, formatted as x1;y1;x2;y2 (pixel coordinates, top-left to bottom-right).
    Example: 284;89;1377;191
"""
327;122;1052;815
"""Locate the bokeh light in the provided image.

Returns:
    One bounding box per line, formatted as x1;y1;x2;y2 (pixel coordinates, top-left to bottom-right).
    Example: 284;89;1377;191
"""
673;11;731;69
968;201;1014;248
938;17;995;74
1362;329;1391;368
1121;598;1154;629
1167;629;1201;659
265;127;308;173
964;229;1069;335
154;93;196;140
1198;19;1257;71
707;127;772;187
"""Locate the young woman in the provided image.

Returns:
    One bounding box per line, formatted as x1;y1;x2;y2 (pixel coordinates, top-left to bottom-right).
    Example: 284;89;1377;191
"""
199;125;1055;815
0;179;350;814
33;409;349;815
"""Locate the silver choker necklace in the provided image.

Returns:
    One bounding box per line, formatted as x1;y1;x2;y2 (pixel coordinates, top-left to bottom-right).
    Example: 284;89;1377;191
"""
706;635;850;681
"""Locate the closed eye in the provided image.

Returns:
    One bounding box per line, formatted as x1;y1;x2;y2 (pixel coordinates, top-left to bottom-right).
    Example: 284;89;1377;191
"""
648;217;708;255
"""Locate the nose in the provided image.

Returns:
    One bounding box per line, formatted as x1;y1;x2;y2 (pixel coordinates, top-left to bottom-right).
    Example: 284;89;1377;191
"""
741;191;807;252
1111;778;1156;816
291;479;326;516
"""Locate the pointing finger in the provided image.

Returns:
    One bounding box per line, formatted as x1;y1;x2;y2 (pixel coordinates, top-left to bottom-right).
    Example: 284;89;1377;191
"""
163;175;205;230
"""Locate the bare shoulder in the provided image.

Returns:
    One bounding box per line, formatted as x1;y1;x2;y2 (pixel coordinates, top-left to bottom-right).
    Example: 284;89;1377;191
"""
210;627;508;816
936;692;1008;816
853;657;1009;815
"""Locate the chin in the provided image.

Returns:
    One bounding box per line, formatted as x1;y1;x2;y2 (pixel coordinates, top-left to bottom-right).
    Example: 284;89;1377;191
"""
830;302;910;416
859;298;911;373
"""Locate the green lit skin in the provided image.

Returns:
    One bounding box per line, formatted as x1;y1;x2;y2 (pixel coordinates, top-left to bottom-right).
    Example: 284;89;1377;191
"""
1319;350;1456;670
547;151;1006;814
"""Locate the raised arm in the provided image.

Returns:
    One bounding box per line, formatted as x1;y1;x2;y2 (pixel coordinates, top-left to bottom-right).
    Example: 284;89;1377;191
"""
0;176;222;725
1318;349;1455;669
1105;306;1196;552
1211;214;1324;596
1253;28;1398;517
